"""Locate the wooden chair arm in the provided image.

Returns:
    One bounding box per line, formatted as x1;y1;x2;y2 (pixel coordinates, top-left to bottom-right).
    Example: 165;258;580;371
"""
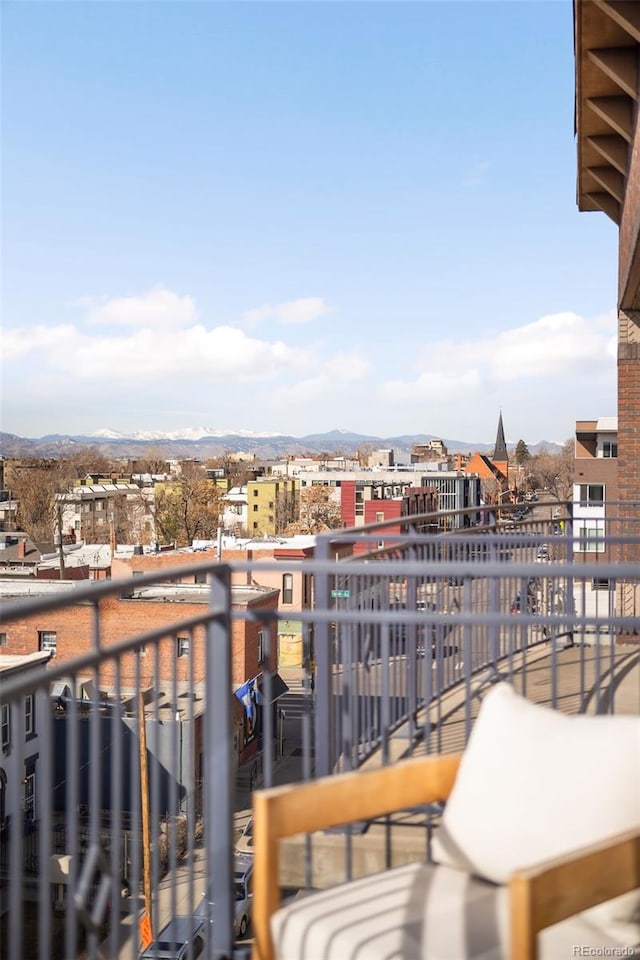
252;752;461;960
509;827;640;960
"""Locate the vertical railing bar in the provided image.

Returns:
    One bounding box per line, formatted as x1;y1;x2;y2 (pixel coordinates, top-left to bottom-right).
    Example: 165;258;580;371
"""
65;676;79;960
186;624;196;923
129;654;142;960
150;640;162;935
263;621;274;789
38;687;53;960
314;536;332;777
108;656;124;960
169;629;179;936
302;710;313;891
87;599;101;959
8;698;23;960
205;565;234;959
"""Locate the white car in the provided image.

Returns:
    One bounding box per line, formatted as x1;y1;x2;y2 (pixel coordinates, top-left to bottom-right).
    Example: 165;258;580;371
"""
536;545;550;562
235;815;254;855
197;854;253;940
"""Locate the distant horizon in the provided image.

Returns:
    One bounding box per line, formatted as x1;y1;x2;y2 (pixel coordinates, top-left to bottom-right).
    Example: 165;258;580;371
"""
0;423;571;450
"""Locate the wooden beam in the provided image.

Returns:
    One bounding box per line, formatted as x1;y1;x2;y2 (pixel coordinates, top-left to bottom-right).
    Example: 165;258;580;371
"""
586;133;629;174
586;95;634;140
585;190;621;223
587;164;625;201
593;0;640;43
509;828;640;960
588;47;638;100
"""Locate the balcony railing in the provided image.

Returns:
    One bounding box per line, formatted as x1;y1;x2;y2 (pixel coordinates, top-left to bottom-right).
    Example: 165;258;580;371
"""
0;504;638;959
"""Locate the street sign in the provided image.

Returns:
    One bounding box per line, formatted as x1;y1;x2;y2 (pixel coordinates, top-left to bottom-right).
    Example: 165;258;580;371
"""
331;589;350;598
139;911;153;950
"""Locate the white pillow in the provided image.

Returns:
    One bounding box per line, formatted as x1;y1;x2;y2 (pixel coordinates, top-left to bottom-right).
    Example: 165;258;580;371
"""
433;683;640;943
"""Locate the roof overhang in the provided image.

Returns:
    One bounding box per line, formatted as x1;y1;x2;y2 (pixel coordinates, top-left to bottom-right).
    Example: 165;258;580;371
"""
574;0;639;227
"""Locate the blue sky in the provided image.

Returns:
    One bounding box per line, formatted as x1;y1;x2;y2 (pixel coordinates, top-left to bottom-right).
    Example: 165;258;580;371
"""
2;1;618;445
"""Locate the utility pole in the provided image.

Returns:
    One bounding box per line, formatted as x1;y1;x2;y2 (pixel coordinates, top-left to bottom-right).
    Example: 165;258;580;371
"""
138;692;153;947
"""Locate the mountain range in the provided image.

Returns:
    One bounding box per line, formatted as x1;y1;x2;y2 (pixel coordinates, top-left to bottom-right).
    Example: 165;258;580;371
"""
0;429;564;460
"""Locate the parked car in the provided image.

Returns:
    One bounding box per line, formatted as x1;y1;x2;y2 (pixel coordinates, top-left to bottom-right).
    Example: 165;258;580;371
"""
141;915;206;960
235;815;253;855
197;854;253;940
536;545;550;563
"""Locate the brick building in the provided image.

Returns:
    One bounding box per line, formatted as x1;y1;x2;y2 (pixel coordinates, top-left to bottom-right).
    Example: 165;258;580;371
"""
574;1;640;513
0;579;278;692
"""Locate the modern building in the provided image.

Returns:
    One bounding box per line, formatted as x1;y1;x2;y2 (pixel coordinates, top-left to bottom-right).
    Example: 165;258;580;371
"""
245;478;299;537
573;417;619;563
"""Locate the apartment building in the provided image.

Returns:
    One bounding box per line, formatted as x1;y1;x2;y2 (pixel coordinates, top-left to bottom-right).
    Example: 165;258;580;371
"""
56;481;151;545
245;478;299;537
0;651;52;829
340;471;480;530
573;417;619;563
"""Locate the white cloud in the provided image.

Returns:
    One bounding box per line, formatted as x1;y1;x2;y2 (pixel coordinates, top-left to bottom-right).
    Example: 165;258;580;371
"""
84;286;197;329
327;351;371;381
65;324;311;382
382;310;616;402
1;324;77;360
242;297;329;327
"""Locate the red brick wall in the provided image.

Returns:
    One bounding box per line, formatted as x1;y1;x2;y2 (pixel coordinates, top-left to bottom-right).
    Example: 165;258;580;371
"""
340;480;356;528
1;591;278;691
618;348;640;507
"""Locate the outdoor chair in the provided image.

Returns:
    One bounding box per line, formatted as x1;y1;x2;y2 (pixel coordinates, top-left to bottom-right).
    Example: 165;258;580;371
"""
252;683;640;960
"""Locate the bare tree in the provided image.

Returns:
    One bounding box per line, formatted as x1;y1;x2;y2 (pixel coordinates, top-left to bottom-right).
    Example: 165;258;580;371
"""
530;440;574;501
297;484;341;532
152;463;224;546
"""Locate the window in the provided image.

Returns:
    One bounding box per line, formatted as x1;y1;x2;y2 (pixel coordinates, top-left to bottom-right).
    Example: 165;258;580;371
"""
257;630;264;663
253;504;259;512
282;573;293;605
177;637;190;658
39;631;57;656
602;441;617;458
23;766;35;820
375;512;384;522
592;578;611;591
0;632;6;647
253;489;259;497
302;574;311;607
25;696;35;738
578;524;605;553
194;571;207;584
578;484;604;507
268;501;274;509
1;706;9;750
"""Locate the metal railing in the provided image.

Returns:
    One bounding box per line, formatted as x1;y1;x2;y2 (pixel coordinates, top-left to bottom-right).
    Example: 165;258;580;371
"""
0;504;638;959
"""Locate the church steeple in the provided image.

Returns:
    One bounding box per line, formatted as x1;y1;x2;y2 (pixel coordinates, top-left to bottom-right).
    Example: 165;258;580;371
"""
493;412;508;462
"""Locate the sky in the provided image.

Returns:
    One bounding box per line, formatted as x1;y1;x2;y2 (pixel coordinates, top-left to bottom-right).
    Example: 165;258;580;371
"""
1;0;620;446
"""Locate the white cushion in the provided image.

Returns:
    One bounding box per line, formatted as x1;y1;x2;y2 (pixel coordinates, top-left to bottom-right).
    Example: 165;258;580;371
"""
271;861;632;960
433;682;640;944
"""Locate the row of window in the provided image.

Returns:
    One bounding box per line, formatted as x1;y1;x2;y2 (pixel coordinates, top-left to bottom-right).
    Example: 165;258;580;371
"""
1;695;36;750
29;630;268;663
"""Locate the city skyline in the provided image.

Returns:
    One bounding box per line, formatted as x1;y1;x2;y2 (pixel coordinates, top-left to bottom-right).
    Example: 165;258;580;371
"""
2;2;618;442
